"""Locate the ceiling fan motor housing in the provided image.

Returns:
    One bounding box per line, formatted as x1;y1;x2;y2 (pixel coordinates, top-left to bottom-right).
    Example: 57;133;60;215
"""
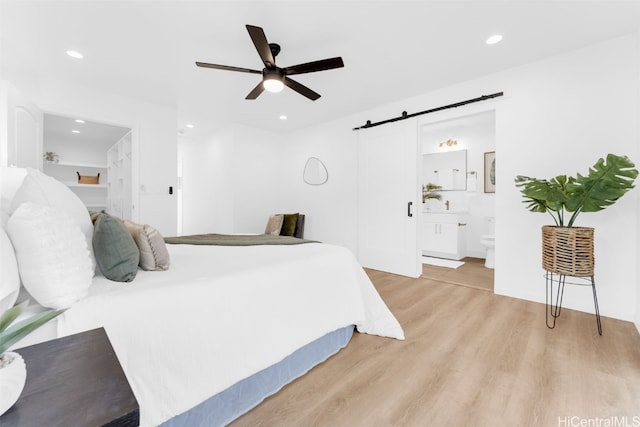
263;68;284;81
269;43;281;58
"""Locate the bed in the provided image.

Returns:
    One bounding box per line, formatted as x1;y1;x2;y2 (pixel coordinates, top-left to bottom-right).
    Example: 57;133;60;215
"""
0;167;404;426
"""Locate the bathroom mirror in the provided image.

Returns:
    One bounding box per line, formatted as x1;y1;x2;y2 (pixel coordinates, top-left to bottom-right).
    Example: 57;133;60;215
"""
423;150;467;190
303;157;328;185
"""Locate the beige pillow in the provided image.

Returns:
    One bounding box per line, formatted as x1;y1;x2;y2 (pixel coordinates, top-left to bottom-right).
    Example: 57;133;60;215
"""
125;220;170;271
264;214;284;235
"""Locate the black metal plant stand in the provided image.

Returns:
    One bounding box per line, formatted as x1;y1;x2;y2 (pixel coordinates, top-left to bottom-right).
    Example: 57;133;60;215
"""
545;271;602;335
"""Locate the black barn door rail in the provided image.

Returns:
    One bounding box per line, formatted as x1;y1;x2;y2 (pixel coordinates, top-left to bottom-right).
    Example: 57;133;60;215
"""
352;92;503;131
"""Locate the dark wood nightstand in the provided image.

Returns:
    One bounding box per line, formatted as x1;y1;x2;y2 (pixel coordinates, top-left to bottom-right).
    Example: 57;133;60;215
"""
0;327;139;426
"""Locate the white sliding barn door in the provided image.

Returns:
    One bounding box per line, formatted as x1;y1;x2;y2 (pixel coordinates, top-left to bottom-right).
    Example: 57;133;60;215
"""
0;81;43;169
357;119;421;278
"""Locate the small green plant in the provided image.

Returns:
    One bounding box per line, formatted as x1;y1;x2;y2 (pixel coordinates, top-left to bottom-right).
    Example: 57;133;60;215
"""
0;302;64;355
422;183;442;203
43;152;59;164
515;153;638;227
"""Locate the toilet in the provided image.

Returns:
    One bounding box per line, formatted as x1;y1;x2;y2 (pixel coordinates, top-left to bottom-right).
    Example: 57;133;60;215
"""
480;235;495;269
480;216;495;269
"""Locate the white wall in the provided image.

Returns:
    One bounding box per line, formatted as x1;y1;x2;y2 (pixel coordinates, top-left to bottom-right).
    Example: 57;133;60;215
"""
279;117;360;251
270;33;639;322
181;124;283;235
494;33;639;322
4;76;179;236
181;126;235;235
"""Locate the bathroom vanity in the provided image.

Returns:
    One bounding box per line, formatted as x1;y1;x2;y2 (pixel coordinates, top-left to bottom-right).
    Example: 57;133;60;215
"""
422;212;468;260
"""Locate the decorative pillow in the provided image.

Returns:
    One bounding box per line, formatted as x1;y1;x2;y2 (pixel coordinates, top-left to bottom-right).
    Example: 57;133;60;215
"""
6;202;93;309
0;167;27;227
280;213;299;237
124;220;170;271
10;168;96;272
93;213;139;282
264;214;284;236
0;225;20;313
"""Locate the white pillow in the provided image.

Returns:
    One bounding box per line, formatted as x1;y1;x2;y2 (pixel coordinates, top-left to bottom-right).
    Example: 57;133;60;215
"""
0;167;27;227
0;225;20;313
6;202;93;309
9;168;95;272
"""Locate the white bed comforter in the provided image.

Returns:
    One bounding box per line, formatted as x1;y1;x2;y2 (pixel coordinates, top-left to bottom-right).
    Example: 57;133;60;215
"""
55;242;404;426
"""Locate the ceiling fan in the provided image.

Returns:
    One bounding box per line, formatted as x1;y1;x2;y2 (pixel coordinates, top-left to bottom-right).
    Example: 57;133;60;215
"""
196;25;344;101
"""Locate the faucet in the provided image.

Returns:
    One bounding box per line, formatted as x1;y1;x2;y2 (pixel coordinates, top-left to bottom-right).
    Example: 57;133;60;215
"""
445;200;450;211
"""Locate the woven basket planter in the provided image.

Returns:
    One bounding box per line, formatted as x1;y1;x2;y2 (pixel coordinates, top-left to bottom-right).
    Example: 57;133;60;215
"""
541;225;594;277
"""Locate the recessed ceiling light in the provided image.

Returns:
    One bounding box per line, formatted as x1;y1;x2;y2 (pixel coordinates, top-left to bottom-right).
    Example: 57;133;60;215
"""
279;115;287;120
186;124;194;129
71;130;80;134
486;35;503;45
66;50;84;59
75;119;85;124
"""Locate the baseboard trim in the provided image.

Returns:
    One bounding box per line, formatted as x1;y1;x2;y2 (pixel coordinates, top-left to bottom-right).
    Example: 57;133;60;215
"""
635;319;640;336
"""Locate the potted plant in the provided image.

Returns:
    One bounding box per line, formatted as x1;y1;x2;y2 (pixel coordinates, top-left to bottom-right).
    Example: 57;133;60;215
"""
0;302;64;415
43;152;60;164
422;183;442;211
515;153;638;276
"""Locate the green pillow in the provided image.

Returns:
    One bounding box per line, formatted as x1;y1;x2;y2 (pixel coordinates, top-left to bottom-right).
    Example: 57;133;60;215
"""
280;213;299;237
93;213;139;282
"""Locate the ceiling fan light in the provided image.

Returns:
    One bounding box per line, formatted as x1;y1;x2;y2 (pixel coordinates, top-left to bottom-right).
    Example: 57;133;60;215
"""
263;78;284;93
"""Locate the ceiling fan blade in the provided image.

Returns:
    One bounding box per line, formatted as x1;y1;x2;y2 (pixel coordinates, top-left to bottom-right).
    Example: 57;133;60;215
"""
246;25;275;68
283;57;344;76
284;77;321;101
245;81;265;100
195;62;261;74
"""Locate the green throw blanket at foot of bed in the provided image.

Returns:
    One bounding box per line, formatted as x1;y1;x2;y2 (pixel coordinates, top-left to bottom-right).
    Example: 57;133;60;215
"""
164;233;317;246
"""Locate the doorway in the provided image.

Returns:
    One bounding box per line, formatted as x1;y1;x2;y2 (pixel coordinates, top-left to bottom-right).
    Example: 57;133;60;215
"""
418;110;496;291
42;113;132;217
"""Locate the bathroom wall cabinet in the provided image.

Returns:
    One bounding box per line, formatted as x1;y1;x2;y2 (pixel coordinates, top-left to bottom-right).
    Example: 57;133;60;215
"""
422;213;468;260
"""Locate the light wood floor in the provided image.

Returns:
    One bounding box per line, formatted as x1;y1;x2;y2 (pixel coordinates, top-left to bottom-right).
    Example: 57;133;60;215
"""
231;269;640;427
422;257;494;292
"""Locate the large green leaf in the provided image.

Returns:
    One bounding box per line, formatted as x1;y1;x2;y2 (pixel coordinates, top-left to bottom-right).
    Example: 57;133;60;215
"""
0;306;64;354
565;154;638;226
515;154;638;227
0;301;28;333
515;175;571;225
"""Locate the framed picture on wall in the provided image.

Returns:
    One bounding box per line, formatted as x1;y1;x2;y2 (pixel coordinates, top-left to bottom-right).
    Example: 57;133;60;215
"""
484;151;496;193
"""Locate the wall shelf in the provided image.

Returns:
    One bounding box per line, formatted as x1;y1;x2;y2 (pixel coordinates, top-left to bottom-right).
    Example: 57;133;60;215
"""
46;161;108;169
63;182;108;189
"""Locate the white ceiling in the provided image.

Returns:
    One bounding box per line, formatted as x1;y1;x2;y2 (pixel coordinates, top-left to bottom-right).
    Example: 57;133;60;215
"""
3;1;640;139
44;114;131;149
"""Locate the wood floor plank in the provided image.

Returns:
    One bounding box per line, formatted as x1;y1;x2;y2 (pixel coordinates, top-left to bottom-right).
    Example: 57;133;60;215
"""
231;269;640;427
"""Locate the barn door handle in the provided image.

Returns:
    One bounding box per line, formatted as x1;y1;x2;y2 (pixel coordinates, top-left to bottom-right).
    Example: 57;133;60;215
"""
407;201;413;217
